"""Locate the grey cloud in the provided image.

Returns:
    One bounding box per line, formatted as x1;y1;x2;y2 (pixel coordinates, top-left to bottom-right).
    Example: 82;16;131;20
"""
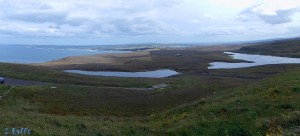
0;0;181;38
0;0;52;10
288;26;300;34
87;17;173;36
110;18;167;35
5;11;68;24
0;1;67;24
198;26;248;36
238;4;300;24
0;1;84;26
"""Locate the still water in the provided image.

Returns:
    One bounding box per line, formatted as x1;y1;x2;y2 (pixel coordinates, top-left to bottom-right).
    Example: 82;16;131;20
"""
65;69;179;78
209;52;300;69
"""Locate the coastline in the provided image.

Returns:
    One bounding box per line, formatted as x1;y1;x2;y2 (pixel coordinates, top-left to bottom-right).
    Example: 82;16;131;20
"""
35;44;247;72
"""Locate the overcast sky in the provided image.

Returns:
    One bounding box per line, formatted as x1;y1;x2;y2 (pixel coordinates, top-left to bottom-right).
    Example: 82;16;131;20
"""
0;0;300;45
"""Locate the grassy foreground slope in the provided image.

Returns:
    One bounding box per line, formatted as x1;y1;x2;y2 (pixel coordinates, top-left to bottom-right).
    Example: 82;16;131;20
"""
0;66;299;135
152;67;300;136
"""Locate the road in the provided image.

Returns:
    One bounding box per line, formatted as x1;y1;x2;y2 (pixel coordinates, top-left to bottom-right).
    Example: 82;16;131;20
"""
1;77;160;91
1;77;152;91
2;77;48;86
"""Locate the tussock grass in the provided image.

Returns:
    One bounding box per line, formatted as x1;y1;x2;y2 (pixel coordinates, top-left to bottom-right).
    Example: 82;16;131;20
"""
0;67;299;135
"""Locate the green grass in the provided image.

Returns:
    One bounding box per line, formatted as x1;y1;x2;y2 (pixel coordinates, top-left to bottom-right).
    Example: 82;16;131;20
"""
0;62;162;88
150;67;300;135
0;66;299;135
0;85;11;95
2;75;251;116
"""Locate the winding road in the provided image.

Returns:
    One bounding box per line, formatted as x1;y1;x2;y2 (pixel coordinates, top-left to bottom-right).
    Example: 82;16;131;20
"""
1;77;152;91
2;77;48;86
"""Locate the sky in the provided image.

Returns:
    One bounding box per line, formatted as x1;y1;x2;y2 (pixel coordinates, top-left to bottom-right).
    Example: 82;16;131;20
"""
0;0;300;45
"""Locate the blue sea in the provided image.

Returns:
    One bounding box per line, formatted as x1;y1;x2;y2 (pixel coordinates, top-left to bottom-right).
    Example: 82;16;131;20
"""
0;45;128;64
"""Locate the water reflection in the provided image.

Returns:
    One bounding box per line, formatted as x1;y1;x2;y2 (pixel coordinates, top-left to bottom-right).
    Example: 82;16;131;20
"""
209;52;300;69
65;69;179;78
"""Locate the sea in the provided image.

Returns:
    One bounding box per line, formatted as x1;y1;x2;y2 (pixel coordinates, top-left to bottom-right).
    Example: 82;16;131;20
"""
0;44;128;64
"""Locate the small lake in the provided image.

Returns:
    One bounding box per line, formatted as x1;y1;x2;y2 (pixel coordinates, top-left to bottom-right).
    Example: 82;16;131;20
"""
0;45;128;64
208;52;300;69
65;69;179;78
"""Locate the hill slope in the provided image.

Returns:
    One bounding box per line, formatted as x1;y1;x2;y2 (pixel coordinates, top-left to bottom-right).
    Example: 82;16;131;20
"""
0;66;299;135
147;67;300;135
238;38;300;58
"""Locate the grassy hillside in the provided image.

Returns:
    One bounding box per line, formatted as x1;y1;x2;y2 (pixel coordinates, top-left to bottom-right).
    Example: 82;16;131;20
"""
150;67;300;135
0;62;260;118
238;38;300;58
0;66;299;135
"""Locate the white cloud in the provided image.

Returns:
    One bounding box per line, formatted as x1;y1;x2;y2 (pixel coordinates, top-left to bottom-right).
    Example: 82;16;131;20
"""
209;0;259;10
251;5;278;16
237;4;300;24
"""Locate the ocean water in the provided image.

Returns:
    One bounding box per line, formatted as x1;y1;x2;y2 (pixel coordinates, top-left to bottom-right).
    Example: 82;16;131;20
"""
209;52;300;69
0;45;128;64
65;69;179;78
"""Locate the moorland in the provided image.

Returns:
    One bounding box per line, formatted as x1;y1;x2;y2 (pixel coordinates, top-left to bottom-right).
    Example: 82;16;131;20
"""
0;38;299;135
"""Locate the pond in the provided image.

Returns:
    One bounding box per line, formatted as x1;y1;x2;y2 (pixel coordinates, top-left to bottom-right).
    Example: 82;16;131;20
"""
208;52;300;69
65;69;179;78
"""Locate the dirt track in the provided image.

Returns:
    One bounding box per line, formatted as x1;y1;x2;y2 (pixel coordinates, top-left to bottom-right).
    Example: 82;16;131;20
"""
1;77;153;91
2;77;48;86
